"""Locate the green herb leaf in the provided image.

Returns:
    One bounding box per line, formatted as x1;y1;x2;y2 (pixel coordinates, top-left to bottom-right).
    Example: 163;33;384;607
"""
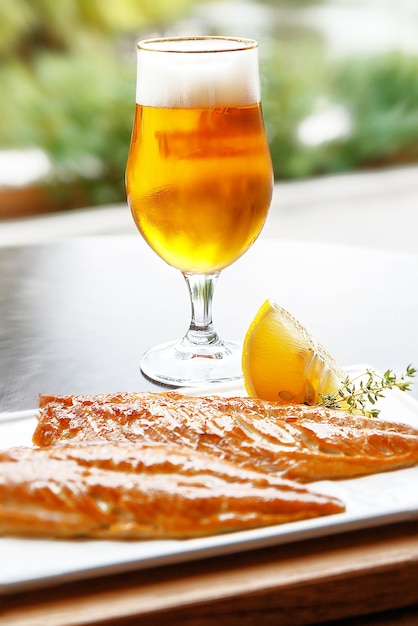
318;365;416;417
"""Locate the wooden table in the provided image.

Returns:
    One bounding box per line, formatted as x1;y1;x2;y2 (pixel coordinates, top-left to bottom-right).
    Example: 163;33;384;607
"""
1;236;418;625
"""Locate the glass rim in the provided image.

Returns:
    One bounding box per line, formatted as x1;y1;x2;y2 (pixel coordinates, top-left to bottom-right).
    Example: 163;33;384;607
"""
137;36;258;53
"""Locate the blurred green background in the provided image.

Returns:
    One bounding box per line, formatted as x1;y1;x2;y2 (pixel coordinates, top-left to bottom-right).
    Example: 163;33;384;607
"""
1;0;418;216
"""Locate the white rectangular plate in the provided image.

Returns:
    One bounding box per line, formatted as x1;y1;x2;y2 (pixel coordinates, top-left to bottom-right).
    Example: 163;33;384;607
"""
1;366;418;593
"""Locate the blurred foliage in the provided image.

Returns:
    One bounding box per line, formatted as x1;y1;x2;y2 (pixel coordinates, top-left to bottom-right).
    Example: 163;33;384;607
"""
261;41;418;180
1;49;136;204
1;0;418;209
327;52;418;170
0;0;195;54
260;35;330;179
0;0;197;206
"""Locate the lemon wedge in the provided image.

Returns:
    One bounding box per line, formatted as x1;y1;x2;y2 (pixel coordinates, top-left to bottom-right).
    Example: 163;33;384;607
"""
242;299;346;404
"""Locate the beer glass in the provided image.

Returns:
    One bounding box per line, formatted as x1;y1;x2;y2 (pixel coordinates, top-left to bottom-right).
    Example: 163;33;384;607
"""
126;36;273;386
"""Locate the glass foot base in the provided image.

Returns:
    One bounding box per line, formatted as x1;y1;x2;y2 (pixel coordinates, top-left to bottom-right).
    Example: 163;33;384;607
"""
140;338;243;387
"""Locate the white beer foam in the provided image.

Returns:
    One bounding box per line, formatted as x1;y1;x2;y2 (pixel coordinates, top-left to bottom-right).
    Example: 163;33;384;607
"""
136;38;260;108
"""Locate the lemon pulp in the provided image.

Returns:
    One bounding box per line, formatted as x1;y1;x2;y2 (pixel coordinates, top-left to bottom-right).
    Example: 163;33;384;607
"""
242;300;346;404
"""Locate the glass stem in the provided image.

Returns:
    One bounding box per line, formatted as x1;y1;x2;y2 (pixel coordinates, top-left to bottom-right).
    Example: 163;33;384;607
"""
182;272;220;346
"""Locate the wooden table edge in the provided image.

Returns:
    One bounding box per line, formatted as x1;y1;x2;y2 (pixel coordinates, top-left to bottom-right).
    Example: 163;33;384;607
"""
2;519;418;626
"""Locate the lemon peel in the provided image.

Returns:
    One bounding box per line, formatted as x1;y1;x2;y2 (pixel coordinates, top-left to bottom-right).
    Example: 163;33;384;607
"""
242;299;346;404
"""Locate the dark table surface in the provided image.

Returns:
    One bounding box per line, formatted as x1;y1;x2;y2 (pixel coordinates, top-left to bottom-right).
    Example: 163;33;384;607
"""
1;235;418;413
1;235;418;625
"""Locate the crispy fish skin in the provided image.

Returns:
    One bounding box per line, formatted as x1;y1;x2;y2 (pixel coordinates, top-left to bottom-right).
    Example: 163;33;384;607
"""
0;442;344;538
34;392;418;482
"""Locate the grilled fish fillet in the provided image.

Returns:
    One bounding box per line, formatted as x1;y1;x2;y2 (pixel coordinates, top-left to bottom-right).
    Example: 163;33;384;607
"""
0;442;344;538
34;391;418;482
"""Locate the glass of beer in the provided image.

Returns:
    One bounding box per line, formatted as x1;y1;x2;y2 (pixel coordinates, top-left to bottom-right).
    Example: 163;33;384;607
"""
126;36;273;386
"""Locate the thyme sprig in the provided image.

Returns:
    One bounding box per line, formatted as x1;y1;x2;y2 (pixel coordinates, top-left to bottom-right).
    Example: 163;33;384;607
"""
318;365;416;417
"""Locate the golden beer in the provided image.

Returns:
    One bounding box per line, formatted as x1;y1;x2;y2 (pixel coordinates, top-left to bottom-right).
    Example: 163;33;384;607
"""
126;102;272;273
126;36;273;385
